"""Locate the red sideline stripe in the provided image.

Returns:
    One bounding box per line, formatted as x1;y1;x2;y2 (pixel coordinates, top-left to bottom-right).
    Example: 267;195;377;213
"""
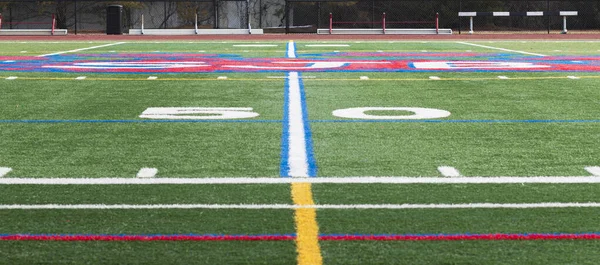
2;234;600;241
320;234;600;241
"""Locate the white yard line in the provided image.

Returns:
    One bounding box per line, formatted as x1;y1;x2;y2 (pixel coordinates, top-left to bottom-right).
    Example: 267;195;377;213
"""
37;42;127;57
305;44;350;47
233;44;278;47
3;177;600;185
286;71;310;177
2;202;600;210
456;41;547;57
287;41;297;59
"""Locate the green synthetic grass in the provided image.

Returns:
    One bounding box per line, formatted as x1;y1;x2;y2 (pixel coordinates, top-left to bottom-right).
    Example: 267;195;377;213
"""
2;40;600;264
0;241;297;265
0;185;292;204
0;123;281;177
321;241;600;265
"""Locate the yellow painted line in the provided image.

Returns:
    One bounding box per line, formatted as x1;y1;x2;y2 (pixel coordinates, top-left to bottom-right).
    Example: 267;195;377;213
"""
291;182;323;265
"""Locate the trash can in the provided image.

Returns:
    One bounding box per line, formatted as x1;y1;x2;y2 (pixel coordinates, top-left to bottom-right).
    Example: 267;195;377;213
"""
106;5;123;35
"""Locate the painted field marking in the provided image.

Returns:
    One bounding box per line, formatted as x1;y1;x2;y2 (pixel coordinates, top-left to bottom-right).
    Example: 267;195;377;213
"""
281;71;316;178
585;167;600;176
2;233;600;242
75;76;87;80
456;41;547;57
4;202;600;210
0;168;12;177
498;76;509;79
568;76;580;79
147;76;158;80
292;183;323;265
136;168;158;178
37;42;127;57
360;76;369;80
287;41;297;59
233;44;278;47
282;43;322;265
5;75;600;82
4;177;600;185
438;166;461;177
429;76;441;80
217;76;228;80
5;76;17;80
305;44;349;47
20;51;28;53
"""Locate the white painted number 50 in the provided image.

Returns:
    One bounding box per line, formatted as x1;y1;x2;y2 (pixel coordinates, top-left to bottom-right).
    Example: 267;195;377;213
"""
332;107;451;120
140;107;260;120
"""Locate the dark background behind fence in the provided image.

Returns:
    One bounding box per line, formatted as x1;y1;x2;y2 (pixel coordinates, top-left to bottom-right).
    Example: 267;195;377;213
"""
0;0;598;34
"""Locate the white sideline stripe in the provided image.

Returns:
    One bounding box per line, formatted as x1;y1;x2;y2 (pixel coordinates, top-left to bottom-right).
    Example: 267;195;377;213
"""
233;44;278;47
75;76;87;80
136;168;158;178
0;168;12;177
567;76;580;79
3;202;600;210
305;44;350;47
147;76;158;80
3;177;600;185
38;42;127;57
217;76;228;80
585;167;600;176
360;76;369;80
498;76;509;79
5;76;17;80
456;41;547;57
429;76;440;80
438;166;461;177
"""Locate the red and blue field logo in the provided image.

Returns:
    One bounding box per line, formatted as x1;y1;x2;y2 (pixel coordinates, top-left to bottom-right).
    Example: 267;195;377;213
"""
2;52;600;73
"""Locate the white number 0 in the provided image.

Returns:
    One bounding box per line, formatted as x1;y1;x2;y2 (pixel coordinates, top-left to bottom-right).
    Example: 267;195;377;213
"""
332;107;451;120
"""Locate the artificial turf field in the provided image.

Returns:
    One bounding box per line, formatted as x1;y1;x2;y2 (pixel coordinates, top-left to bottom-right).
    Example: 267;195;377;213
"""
1;39;600;264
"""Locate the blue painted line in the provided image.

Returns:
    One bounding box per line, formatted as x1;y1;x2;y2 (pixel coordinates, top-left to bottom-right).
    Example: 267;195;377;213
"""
299;72;318;177
279;73;292;177
309;119;600;124
0;119;283;124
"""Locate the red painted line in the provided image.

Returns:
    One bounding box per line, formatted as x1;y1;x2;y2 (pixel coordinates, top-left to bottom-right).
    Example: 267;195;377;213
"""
0;234;295;241
320;234;600;241
2;233;600;242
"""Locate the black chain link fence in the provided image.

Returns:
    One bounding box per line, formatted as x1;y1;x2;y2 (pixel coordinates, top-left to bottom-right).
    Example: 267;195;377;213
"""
0;0;598;34
286;0;600;33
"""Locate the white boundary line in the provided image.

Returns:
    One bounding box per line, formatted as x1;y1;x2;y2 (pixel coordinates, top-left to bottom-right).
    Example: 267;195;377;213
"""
2;177;600;185
456;41;547;57
37;42;127;57
2;202;600;210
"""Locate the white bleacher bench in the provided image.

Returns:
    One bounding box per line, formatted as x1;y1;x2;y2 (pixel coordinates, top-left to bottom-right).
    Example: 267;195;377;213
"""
458;11;578;34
